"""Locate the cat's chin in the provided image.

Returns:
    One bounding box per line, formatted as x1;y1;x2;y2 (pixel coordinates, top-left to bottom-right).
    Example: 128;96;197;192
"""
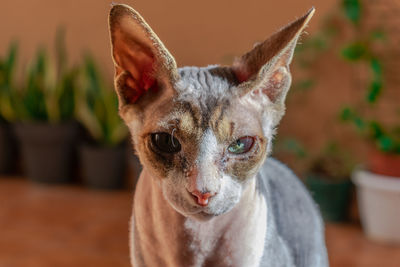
170;204;218;221
186;211;217;221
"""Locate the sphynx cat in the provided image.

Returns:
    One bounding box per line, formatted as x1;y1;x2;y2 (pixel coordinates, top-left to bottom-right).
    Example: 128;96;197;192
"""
108;4;328;266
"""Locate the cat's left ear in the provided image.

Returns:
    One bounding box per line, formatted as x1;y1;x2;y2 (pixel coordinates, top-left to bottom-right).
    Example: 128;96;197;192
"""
109;4;179;109
232;8;315;105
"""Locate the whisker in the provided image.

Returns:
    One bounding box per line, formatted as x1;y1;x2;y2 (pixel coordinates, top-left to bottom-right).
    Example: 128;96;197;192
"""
171;128;177;147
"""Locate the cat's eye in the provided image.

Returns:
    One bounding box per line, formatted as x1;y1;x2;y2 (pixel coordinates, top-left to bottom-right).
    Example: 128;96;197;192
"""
150;132;181;154
227;136;255;154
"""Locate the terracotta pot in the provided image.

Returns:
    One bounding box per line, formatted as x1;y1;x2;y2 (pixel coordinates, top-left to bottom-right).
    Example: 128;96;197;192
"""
368;148;400;178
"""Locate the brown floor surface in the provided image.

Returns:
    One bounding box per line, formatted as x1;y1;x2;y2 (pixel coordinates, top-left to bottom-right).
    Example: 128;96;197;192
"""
1;177;399;267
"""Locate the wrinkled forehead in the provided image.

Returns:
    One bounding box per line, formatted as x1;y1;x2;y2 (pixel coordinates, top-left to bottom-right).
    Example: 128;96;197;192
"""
155;97;262;144
143;66;262;141
176;66;238;99
155;99;226;140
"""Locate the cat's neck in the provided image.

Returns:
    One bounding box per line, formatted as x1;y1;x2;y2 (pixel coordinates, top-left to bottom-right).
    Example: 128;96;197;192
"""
132;169;267;267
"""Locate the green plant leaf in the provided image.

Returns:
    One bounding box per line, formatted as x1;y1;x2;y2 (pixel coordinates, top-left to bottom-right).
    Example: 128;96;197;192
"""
340;106;354;121
294;79;315;91
55;26;67;76
377;135;395;152
353;117;365;131
366;80;382;103
282;138;308;158
342;0;361;24
341;42;367;61
369;121;383;138
370;58;382;78
0;42;19;121
76;54;127;146
370;29;386;41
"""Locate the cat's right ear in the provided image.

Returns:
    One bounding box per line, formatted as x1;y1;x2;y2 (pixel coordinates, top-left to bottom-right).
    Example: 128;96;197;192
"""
232;8;314;106
109;4;179;110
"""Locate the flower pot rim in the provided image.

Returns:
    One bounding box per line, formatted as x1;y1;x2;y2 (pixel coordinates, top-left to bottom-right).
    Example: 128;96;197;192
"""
352;167;400;192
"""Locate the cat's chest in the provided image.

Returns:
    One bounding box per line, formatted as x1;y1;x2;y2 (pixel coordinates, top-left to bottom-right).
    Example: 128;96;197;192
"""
184;195;268;267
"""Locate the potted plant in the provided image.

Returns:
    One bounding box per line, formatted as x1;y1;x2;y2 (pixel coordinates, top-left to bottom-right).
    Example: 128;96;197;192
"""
274;137;355;222
336;0;400;243
338;5;400;178
75;55;128;190
12;29;79;183
305;142;354;222
0;42;19;174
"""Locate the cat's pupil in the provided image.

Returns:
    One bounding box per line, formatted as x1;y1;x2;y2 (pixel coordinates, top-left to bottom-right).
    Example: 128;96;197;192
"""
151;132;181;154
228;136;254;154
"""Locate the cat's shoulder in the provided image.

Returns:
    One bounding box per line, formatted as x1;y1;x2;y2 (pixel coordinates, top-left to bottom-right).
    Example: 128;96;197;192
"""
259;157;302;187
258;158;328;267
257;157;318;217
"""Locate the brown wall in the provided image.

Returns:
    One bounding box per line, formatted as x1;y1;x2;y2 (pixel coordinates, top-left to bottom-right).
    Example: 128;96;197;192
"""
1;0;337;74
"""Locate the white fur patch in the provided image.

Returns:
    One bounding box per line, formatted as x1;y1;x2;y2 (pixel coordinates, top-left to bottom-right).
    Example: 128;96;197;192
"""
194;130;220;193
184;179;267;267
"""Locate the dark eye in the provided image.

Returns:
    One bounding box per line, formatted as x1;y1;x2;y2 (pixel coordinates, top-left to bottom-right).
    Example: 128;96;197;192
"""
228;136;255;154
150;132;181;154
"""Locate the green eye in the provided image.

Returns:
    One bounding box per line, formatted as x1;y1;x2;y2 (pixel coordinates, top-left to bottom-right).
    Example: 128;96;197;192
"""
228;136;255;154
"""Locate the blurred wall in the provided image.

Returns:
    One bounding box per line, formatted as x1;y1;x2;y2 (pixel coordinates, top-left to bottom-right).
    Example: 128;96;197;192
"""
0;0;337;74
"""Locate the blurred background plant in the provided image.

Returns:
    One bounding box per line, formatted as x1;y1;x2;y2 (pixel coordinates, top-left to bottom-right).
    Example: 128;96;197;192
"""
11;28;78;123
307;142;355;180
11;28;80;183
275;137;355;222
75;54;128;190
338;0;400;156
284;0;400;175
0;42;18;123
305;141;355;222
0;42;19;173
275;137;355;179
75;54;128;147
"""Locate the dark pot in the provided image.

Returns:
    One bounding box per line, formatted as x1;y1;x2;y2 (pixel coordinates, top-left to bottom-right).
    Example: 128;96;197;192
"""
80;144;126;190
0;123;18;174
14;122;78;183
306;173;352;222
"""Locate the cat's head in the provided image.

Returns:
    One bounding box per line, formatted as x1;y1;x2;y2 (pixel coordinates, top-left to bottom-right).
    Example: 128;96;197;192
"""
109;4;314;220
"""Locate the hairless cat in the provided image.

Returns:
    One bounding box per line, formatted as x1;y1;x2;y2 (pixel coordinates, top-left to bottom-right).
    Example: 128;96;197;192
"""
108;4;328;266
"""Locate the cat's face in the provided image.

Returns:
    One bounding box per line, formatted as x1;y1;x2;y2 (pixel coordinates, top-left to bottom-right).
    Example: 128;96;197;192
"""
129;67;270;219
109;4;314;220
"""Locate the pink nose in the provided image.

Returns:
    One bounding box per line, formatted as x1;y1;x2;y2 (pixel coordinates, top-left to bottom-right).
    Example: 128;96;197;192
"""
190;190;215;206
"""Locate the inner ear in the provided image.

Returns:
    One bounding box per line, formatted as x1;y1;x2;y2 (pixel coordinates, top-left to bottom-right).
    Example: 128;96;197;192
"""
109;4;179;106
259;67;290;103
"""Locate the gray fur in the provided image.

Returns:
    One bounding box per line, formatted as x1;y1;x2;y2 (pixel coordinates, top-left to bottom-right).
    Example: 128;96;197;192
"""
258;158;328;266
177;66;238;103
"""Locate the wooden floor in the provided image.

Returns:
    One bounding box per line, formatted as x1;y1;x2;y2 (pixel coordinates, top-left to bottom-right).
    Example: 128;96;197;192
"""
1;177;399;267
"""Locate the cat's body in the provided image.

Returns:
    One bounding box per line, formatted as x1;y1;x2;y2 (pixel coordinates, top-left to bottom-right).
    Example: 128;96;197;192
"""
108;4;328;267
132;157;327;267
